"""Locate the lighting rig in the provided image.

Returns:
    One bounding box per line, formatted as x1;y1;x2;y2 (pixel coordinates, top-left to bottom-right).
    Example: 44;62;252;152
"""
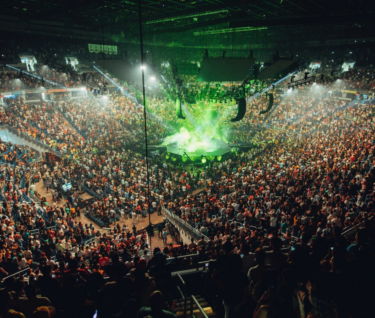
287;72;316;89
288;70;339;90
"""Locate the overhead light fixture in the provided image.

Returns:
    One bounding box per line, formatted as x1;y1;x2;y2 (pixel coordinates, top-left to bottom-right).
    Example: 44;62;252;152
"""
194;26;267;36
6;64;64;88
141;65;146;70
146;9;228;24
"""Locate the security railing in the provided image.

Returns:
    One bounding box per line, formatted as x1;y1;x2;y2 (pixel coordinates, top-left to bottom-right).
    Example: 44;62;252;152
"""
29;192;41;204
0;268;30;282
162;207;209;243
190;295;209;318
177;273;187;318
0;124;63;157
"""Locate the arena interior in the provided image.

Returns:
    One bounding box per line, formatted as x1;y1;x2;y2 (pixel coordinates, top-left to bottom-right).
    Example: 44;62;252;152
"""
1;1;375;318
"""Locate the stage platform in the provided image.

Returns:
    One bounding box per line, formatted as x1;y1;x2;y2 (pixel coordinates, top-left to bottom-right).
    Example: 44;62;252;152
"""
167;138;231;157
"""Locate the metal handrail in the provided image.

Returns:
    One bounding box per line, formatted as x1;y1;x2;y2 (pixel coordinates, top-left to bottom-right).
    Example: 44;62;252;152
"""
190;295;209;318
0;123;63;157
1;268;29;282
29;192;41;204
177;273;187;318
166;253;199;262
341;215;374;237
163;207;209;242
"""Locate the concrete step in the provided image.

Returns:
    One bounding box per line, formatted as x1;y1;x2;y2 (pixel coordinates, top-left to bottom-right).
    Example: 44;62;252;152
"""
173;295;215;318
173;296;205;305
0;129;48;153
175;307;215;317
173;302;208;312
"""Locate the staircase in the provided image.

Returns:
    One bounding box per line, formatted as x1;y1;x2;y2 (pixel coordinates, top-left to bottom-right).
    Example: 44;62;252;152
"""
0;126;52;154
55;106;87;139
173;295;216;318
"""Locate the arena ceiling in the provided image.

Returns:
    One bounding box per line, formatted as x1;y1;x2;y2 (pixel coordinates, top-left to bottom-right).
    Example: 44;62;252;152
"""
1;0;373;30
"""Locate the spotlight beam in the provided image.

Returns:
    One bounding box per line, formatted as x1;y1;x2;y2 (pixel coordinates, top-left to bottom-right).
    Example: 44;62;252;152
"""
181;103;199;127
6;65;65;88
247;70;298;103
93;66;138;104
251;71;298;128
93;66;175;132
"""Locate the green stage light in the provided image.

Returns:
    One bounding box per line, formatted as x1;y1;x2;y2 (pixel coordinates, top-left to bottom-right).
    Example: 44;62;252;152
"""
165;152;170;159
207;156;215;161
201;157;207;164
171;156;177;162
217;156;222;161
182;154;189;163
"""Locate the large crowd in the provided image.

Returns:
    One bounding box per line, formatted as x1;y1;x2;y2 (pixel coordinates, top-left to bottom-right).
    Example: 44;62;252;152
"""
0;58;374;318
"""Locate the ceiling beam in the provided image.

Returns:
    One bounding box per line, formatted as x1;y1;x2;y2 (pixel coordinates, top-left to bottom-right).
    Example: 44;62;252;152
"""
230;14;374;27
247;3;277;16
264;1;292;14
285;0;309;12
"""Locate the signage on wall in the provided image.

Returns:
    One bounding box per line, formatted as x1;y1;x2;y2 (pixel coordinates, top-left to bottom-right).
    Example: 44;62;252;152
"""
88;44;118;54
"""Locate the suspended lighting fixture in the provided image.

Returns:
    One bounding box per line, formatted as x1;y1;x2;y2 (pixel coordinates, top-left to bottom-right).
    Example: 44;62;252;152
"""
194;26;267;36
146;9;228;24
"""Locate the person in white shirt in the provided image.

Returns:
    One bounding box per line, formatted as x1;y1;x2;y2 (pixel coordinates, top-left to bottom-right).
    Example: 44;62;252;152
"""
64;239;72;250
84;246;92;259
46;257;56;267
141;250;151;264
76;248;84;258
17;255;28;269
270;214;278;230
24;248;32;260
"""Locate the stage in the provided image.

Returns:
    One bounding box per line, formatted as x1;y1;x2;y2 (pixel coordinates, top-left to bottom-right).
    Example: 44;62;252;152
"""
146;137;252;164
166;138;230;157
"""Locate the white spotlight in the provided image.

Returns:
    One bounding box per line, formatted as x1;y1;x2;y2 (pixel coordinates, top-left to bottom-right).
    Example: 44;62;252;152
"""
150;76;155;81
141;65;146;70
81;87;86;91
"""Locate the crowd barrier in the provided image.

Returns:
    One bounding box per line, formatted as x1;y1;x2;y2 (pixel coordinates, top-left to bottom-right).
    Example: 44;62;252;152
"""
81;184;103;199
0;123;63;157
162;207;209;243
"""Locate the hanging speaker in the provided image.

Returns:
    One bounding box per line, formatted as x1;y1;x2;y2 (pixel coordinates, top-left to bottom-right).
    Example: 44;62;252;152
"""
259;93;274;114
176;97;185;119
230;97;246;122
